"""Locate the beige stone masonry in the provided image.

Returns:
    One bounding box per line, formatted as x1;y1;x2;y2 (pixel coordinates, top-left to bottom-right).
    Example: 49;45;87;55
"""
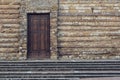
0;10;19;14
58;0;120;60
0;14;19;19
0;0;20;60
0;5;20;9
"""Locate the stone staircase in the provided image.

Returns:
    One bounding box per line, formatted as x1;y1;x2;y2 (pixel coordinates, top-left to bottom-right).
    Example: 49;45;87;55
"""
0;60;120;80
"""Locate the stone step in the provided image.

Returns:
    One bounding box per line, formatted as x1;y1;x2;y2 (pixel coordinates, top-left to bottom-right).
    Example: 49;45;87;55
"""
0;71;119;78
80;77;120;80
0;61;119;79
3;78;118;80
2;60;116;63
0;78;79;80
0;61;120;69
0;61;119;64
0;68;120;71
0;71;119;73
0;64;120;69
0;61;120;64
0;75;119;78
0;60;120;63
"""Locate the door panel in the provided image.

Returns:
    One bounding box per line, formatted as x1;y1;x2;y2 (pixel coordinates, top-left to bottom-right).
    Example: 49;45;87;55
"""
27;13;50;59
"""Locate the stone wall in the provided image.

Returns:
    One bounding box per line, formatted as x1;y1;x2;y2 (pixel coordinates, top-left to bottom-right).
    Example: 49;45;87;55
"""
0;0;21;60
0;0;120;60
0;0;58;60
58;0;120;60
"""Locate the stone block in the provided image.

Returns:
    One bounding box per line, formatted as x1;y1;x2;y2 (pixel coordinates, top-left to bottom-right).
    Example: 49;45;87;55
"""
0;24;3;32
0;10;19;14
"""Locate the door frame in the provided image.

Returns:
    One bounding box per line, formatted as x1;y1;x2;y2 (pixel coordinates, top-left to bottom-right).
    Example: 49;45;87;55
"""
19;9;58;60
27;13;51;59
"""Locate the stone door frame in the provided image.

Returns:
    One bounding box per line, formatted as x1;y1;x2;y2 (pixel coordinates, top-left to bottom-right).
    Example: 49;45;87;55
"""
20;0;58;60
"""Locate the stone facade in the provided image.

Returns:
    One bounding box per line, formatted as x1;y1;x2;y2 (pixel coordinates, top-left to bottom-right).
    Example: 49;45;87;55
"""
0;0;58;60
0;0;120;60
58;0;120;60
0;0;21;60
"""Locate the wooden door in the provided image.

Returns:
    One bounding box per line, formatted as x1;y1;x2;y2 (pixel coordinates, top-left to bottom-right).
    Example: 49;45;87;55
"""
27;13;50;59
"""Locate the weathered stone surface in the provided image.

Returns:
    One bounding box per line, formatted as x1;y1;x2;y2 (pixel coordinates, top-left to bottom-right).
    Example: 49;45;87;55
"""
0;0;120;60
0;14;19;19
0;24;3;32
58;36;120;42
58;26;120;30
58;0;120;60
59;16;120;22
58;40;120;48
0;19;20;24
0;0;20;60
0;5;20;9
0;38;18;43
0;10;19;14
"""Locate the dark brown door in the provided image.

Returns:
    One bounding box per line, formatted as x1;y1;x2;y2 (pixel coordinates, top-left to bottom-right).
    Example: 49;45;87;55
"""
27;13;50;59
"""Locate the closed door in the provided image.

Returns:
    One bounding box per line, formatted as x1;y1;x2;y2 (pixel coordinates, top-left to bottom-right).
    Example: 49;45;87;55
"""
27;13;50;59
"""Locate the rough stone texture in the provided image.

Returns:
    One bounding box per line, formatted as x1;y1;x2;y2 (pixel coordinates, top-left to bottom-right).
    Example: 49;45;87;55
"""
0;0;21;60
0;0;120;60
58;0;120;60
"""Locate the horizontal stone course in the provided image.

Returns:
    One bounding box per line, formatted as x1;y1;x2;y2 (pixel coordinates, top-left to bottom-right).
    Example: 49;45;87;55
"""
0;14;19;19
58;26;120;30
59;16;120;22
60;0;120;4
58;36;120;42
0;38;18;42
59;22;120;26
58;40;120;47
0;5;20;9
0;19;20;24
0;10;19;14
59;47;120;52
